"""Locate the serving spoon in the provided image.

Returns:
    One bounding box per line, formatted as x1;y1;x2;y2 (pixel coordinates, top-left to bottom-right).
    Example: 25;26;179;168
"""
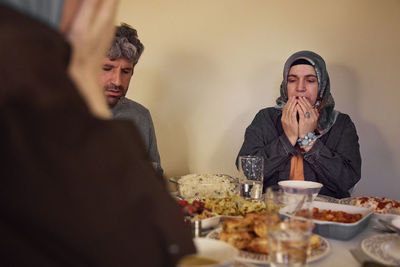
378;219;400;235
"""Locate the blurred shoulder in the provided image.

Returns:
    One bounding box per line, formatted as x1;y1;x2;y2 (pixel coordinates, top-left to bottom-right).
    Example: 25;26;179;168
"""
120;97;150;113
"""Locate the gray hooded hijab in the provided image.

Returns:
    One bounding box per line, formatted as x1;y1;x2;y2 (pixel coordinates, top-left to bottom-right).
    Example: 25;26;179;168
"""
0;0;64;29
275;50;339;134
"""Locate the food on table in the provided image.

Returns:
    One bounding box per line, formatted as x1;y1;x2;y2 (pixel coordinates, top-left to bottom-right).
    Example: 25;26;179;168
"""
296;208;362;223
192;209;216;220
219;231;254;250
177;174;238;199
351;197;400;214
218;212;321;254
177;199;205;216
176;195;266;221
220;213;278;253
177;199;214;218
204;195;266;216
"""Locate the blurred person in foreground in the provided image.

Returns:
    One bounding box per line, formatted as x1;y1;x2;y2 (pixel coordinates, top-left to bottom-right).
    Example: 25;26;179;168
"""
102;23;163;173
0;0;194;266
237;51;361;198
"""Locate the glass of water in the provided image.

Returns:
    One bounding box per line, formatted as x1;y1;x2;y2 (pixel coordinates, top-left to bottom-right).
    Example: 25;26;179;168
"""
265;185;314;267
238;155;264;200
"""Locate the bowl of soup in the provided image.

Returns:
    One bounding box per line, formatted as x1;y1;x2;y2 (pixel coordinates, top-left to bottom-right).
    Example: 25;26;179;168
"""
178;238;238;267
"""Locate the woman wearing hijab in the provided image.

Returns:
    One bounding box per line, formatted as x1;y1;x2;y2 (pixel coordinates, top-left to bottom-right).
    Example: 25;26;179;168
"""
237;51;361;198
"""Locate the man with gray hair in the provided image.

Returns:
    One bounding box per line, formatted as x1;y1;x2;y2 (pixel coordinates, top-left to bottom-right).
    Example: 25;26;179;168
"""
101;23;162;173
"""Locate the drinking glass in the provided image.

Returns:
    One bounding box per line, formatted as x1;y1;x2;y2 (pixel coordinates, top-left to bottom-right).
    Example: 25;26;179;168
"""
265;185;314;267
238;155;264;200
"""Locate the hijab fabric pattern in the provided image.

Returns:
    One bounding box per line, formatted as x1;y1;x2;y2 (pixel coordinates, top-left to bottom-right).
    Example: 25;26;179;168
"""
275;50;339;134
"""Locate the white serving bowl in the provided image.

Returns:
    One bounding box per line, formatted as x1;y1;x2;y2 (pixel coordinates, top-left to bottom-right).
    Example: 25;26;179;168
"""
278;180;323;201
305;201;373;240
178;238;238;267
279;201;373;240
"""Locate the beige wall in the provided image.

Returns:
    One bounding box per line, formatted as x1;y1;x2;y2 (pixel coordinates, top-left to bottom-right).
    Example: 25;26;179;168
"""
116;0;400;199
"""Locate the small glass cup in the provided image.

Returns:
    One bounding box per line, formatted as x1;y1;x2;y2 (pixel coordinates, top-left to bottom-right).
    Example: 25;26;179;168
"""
191;219;202;238
238;155;264;200
265;185;313;267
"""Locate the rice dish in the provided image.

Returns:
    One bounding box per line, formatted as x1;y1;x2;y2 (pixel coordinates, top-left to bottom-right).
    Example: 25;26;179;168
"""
178;174;238;199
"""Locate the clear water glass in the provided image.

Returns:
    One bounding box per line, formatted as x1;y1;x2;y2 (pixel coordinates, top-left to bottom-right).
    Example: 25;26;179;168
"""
238;155;264;200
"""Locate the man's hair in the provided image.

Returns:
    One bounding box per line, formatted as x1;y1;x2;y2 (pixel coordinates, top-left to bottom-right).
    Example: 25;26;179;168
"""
107;23;144;66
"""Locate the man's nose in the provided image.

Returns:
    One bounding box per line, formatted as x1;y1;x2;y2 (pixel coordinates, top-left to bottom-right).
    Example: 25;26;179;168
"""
111;72;122;86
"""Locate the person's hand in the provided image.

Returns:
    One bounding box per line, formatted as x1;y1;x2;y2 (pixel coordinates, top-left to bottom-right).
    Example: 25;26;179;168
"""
281;96;299;146
66;0;120;119
296;96;319;139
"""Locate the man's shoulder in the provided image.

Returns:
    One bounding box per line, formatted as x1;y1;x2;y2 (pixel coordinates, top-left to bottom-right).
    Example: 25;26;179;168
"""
119;97;150;113
113;97;151;116
111;97;153;123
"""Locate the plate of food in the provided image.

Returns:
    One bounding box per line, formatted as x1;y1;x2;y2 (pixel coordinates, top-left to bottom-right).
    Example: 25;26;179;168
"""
340;196;400;232
206;213;330;264
361;233;400;266
176;198;246;230
340;196;400;215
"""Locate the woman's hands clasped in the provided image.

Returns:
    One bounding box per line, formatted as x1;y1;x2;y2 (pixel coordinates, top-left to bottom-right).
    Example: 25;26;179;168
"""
281;96;319;148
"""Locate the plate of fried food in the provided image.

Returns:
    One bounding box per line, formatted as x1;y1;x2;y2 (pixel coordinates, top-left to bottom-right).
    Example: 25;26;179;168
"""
206;212;330;264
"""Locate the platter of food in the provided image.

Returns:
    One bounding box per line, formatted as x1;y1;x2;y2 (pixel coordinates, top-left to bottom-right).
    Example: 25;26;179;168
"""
340;196;400;215
339;196;400;232
206;212;330;264
176;195;265;229
287;201;373;240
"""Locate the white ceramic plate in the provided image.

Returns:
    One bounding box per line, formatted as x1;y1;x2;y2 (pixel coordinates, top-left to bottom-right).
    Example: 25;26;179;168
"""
206;228;330;264
361;233;400;266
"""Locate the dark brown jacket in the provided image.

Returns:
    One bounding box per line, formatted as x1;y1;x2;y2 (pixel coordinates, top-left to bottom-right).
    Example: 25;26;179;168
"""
0;5;194;267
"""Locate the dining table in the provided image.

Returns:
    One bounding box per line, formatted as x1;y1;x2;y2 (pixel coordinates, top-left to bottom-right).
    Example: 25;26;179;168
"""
223;220;392;267
171;177;399;267
225;219;396;267
308;224;380;267
200;207;399;267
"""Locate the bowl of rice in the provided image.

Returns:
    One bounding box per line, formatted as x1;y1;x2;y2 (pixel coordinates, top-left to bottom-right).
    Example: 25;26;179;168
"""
170;174;239;200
